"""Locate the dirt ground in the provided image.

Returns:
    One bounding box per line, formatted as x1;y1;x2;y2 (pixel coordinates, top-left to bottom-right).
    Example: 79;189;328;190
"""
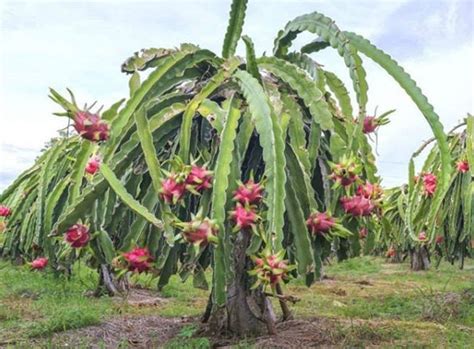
41;314;410;348
46;316;188;348
44;316;344;348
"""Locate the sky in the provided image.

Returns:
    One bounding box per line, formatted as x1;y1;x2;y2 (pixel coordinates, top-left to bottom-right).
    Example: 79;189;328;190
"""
0;0;473;191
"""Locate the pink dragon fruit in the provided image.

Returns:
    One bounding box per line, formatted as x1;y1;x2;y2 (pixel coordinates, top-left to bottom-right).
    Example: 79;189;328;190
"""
250;251;291;287
456;160;469;173
180;216;218;247
329;157;360;187
363;116;378;134
362;113;390;134
266;256;289;286
306;211;335;235
31;257;48;270
386;246;396;258
85;155;101;175
356;182;383;201
185;165;213;192
73;111;110;142
64;224;90;248
229;203;258;230
159;174;186;204
435;235;444;245
233;180;264;205
254;257;264;267
418;231;427;241
359;227;368;239
0;205;12;217
123;247;153;273
340;195;375;217
422;173;437;197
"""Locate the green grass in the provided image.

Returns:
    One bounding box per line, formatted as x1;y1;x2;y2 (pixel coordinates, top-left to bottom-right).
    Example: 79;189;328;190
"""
325;255;383;276
0;261;114;343
287;257;474;323
164;325;210;349
0;257;473;348
158;275;209;317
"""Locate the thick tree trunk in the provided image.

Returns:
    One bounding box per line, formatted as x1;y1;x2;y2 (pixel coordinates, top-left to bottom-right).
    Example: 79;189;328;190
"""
410;246;430;271
204;230;276;337
94;264;129;297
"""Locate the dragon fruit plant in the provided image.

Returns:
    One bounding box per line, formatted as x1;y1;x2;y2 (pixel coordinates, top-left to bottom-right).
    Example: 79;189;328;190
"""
0;0;452;337
381;115;473;271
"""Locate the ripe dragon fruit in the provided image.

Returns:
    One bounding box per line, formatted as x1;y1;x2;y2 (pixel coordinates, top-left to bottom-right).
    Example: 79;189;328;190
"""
456;160;469;173
435;235;444;245
359;227;368;239
85;155;101;175
306;211;335;235
329;157;360;187
0;205;12;217
185;165;213;192
422;173;437;197
180;216;218;247
356;182;383;201
123;247;153;273
250;250;291;287
418;231;427;241
64;224;90;248
340;195;375;217
159;174;186;204
363;116;378;134
31;257;48;270
386;246;396;258
73;111;110;142
362;113;390;134
229;203;259;230
233;180;264;205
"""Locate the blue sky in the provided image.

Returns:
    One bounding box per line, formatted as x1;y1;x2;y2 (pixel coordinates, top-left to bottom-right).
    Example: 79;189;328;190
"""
0;0;473;190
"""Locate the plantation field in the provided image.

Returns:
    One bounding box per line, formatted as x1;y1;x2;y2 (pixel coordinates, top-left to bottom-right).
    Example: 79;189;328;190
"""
1;257;472;348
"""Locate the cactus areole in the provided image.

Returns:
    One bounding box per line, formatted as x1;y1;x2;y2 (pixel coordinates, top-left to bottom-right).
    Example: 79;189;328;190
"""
0;0;453;338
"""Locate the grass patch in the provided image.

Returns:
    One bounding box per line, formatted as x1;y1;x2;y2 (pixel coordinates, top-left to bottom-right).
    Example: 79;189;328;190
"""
0;261;115;343
332;321;404;347
26;308;101;337
325;255;383;276
164;325;210;349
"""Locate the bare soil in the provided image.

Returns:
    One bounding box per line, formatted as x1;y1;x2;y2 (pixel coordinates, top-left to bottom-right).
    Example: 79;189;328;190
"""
43;316;400;348
110;288;169;307
47;316;191;348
